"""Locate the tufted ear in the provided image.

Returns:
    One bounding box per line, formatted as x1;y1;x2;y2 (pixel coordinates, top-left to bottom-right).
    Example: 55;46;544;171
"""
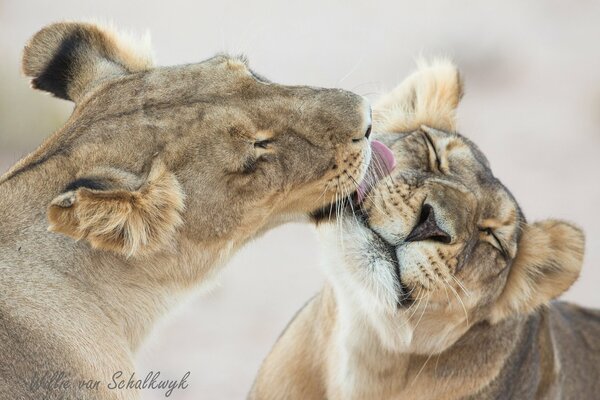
373;58;463;133
489;220;585;323
47;160;185;258
22;21;154;102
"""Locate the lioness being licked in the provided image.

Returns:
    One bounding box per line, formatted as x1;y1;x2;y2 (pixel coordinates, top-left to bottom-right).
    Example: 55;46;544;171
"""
251;60;600;400
0;22;382;400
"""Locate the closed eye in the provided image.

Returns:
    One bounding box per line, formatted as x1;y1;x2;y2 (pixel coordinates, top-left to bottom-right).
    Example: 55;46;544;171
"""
479;227;506;255
254;139;272;149
422;130;441;171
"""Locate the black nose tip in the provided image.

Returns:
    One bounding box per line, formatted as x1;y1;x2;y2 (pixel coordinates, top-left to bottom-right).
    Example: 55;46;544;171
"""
405;204;452;244
365;124;372;139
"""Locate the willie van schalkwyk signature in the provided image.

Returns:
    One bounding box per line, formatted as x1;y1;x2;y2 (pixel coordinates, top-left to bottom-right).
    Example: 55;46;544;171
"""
28;370;191;397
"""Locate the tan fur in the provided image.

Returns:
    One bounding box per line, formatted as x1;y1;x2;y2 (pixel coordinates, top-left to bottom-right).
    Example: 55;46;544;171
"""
48;159;185;257
373;58;463;134
0;22;373;399
252;60;598;400
491;220;585;323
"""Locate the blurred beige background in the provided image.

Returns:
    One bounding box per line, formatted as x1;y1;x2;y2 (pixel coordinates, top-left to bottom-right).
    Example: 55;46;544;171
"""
1;1;600;399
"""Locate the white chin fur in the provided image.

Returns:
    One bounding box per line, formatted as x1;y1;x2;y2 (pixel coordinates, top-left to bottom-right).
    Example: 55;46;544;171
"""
318;220;415;352
317;220;468;354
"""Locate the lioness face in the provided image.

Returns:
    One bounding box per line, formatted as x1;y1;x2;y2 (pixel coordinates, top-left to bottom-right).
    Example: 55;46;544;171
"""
16;22;373;256
90;54;373;238
150;55;373;217
318;60;584;354
320;127;521;352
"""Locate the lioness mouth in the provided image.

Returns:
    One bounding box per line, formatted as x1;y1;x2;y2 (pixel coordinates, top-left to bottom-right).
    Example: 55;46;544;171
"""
351;142;412;307
355;140;396;204
365;219;414;308
311;140;410;306
311;140;396;222
352;194;413;308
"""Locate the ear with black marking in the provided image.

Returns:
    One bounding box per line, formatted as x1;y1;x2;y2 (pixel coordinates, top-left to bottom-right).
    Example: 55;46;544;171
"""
373;58;463;133
48;161;185;258
490;220;585;323
22;21;154;102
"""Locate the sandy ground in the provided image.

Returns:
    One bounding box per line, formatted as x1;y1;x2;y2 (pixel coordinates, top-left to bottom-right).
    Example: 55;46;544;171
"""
1;1;600;399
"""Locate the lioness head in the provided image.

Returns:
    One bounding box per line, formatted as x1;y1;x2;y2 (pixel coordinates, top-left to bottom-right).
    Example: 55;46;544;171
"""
318;59;585;354
11;22;373;258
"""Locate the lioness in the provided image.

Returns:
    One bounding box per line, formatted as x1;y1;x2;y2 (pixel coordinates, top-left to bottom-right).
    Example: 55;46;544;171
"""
0;22;379;399
251;60;600;399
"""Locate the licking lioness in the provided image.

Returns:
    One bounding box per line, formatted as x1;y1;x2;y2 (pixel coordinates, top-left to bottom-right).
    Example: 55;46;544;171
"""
0;22;379;399
251;60;599;399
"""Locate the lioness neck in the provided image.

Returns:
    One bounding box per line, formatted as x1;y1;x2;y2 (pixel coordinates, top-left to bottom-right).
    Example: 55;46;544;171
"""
321;284;550;400
0;156;239;361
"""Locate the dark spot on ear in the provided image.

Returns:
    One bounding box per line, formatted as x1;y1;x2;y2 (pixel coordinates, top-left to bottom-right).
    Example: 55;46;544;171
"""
64;177;107;192
31;30;84;100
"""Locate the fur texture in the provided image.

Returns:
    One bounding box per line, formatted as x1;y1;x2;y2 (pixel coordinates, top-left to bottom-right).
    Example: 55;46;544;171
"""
48;159;185;257
0;22;373;399
373;58;463;133
251;60;596;400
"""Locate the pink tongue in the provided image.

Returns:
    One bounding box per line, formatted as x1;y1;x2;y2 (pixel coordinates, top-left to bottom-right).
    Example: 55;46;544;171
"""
356;140;396;203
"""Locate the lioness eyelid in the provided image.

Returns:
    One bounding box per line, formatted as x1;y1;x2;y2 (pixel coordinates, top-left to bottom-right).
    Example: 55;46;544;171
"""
422;130;441;169
479;226;507;255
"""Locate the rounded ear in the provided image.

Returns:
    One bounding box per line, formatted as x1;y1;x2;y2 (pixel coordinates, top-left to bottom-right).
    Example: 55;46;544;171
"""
22;21;154;102
490;220;585;323
47;161;185;258
373;58;463;133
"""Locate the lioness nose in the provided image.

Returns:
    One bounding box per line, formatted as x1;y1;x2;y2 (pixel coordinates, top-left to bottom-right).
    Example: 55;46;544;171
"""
365;124;372;139
352;105;372;142
405;204;451;244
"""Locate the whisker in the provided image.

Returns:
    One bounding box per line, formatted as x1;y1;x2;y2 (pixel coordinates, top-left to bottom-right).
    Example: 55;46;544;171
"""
337;54;367;86
411;351;435;387
397;287;423;329
446;282;469;327
448;273;471;298
434;327;453;376
412;290;430;332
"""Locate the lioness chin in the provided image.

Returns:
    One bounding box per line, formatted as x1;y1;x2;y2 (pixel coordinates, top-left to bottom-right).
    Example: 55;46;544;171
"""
0;22;385;400
251;60;599;400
